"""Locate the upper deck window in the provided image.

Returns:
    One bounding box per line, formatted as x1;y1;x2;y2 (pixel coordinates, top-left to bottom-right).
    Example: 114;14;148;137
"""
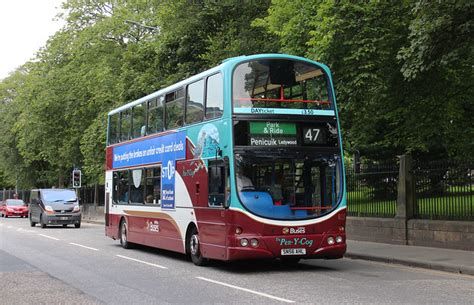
185;79;205;124
206;73;223;119
108;113;119;144
147;97;164;134
132;102;146;139
120;109;131;142
233;59;332;113
165;88;185;130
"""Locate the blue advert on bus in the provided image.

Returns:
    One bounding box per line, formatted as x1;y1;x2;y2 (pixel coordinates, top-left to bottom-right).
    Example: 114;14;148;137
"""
112;131;186;209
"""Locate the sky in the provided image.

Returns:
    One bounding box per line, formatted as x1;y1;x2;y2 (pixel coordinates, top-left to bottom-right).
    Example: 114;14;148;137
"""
0;0;65;80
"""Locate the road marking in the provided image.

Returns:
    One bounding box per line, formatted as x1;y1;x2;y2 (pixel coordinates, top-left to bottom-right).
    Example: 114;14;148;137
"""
69;242;99;251
17;228;23;231
7;226;12;228
196;276;295;303
116;254;168;269
22;229;36;233
39;234;60;241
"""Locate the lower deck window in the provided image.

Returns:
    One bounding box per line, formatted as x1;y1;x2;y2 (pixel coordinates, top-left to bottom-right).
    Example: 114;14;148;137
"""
113;167;161;205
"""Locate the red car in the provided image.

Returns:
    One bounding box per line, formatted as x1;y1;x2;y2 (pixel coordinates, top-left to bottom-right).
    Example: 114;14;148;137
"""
0;199;29;218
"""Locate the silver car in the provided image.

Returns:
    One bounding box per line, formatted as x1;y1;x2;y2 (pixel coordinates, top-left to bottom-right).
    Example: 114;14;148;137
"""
29;189;81;228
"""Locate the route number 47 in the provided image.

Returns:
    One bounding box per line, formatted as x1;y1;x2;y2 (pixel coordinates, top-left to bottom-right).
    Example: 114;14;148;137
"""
305;128;320;142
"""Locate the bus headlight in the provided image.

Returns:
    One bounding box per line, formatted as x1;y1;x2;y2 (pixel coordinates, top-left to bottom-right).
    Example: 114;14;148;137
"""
240;238;249;247
73;205;80;213
250;239;259;248
327;236;335;245
336;236;343;243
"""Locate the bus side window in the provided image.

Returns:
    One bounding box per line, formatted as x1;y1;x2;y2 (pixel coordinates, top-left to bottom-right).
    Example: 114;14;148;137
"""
132;102;146;139
130;169;144;204
108;113;119;144
117;170;130;204
112;172;119;203
165;88;185;130
208;160;226;207
120;109;131;142
147;97;164;134
144;167;161;206
185;79;204;124
205;73;223;119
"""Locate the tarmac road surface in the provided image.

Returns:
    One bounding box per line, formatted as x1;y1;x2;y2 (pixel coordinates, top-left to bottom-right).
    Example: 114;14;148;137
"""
1;217;472;305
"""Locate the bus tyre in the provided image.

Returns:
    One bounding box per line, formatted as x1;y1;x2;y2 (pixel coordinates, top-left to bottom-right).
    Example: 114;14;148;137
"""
29;214;36;227
189;228;208;266
120;219;133;249
40;215;47;228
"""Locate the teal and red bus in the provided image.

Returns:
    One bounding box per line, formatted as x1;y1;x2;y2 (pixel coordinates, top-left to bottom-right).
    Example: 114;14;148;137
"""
105;54;346;265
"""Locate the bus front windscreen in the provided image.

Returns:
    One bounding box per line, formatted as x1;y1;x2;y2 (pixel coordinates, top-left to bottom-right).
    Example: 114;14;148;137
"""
235;153;342;220
233;59;332;113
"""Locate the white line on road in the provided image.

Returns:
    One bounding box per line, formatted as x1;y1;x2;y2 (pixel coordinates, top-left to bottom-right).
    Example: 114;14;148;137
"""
116;254;168;269
22;229;36;233
196;276;295;304
7;226;12;228
39;234;60;241
69;242;99;251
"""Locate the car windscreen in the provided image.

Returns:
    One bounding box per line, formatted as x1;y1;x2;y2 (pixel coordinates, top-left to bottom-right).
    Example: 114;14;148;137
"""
41;190;77;202
6;199;25;206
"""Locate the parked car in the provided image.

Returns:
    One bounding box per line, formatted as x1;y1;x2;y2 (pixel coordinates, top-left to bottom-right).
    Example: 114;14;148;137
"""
29;189;81;228
0;199;28;218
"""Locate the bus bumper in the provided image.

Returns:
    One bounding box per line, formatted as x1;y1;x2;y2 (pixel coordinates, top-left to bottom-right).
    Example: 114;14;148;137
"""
226;237;346;261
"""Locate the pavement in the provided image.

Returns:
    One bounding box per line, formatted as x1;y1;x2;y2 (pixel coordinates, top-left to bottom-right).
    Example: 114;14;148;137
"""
81;214;474;276
345;240;474;276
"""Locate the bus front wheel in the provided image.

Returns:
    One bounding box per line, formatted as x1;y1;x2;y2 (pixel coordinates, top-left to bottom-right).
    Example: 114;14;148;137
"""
189;228;208;266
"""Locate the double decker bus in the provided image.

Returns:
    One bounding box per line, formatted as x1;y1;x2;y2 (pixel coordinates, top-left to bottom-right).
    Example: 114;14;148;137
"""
105;54;346;265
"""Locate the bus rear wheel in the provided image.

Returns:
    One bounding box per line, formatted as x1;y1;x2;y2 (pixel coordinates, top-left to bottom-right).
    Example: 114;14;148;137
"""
120;218;133;249
189;228;208;266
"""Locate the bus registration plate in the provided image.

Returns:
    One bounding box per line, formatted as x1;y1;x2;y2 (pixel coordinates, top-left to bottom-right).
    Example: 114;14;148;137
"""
281;248;306;256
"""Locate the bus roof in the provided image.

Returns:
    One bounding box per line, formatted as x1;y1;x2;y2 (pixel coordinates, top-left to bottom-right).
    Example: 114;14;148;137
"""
108;53;330;116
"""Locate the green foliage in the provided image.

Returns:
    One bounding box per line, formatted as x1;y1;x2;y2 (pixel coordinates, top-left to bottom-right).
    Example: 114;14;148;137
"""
0;0;472;188
258;0;473;162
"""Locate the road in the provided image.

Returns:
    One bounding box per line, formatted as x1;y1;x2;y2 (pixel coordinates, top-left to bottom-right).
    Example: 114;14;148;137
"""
0;217;472;305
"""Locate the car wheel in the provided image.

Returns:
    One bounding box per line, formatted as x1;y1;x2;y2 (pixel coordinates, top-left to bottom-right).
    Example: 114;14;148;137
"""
40;215;47;228
4;214;8;218
62;224;68;227
119;219;133;249
29;213;36;227
189;227;208;266
74;222;81;228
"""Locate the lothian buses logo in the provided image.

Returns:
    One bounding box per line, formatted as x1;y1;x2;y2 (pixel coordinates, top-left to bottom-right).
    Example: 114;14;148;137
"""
282;227;305;235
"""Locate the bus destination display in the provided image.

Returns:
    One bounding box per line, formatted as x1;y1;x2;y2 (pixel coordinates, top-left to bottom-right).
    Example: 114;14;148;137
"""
249;122;297;147
248;121;338;147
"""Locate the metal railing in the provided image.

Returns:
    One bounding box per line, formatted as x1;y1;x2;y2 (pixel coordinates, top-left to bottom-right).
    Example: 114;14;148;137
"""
413;160;473;221
346;162;398;218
